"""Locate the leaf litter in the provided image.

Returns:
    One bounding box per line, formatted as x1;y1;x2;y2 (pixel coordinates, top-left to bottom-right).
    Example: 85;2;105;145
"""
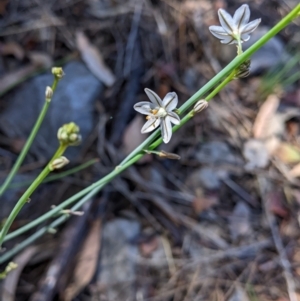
0;0;300;301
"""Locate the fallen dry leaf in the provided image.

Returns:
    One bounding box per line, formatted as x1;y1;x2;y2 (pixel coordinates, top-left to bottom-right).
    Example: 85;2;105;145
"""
63;218;102;301
293;245;300;277
259;260;278;272
0;52;52;96
122;115;151;163
0;0;8;15
274;142;300;164
0;41;24;60
139;236;159;257
28;52;52;67
1;246;38;301
253;94;280;139
252;94;283;155
76;31;115;87
267;191;289;218
0;65;39;96
228;202;252;241
123;115;146;155
288;163;300;178
192;195;218;214
252;95;300;157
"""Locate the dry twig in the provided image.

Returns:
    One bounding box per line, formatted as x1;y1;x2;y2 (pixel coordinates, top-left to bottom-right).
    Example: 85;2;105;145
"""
257;176;298;301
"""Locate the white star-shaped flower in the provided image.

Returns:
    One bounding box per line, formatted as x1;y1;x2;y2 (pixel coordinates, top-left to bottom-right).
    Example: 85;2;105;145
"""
134;88;180;143
209;4;261;45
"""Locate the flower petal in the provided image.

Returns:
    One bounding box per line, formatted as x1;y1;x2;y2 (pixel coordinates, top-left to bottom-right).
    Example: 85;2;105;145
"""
162;92;178;111
209;26;230;40
161;116;172;143
233;4;250;30
144;88;163;107
240;33;251;43
141;118;160;133
167;112;180;125
241;18;261;34
220;36;235;44
134;101;155;115
218;8;235;34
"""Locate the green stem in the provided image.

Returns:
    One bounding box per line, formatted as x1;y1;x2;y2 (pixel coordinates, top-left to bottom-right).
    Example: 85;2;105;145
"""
1;72;234;244
0;153;143;262
1;4;299;260
0;78;59;197
119;4;300;166
149;73;234;149
0;145;66;248
8;158;98;189
3;153;143;243
281;71;300;87
0;183;105;264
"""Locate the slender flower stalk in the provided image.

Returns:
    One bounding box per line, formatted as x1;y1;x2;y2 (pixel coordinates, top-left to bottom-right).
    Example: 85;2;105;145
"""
119;4;300;168
8;158;98;189
0;123;81;248
0;68;63;197
0;4;299;263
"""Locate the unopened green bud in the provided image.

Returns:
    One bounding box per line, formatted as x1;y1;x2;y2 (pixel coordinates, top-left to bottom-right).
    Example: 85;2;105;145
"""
0;262;18;279
6;262;18;272
49;156;69;171
51;67;65;79
57;122;81;146
47;228;57;234
193;99;208;114
45;86;53;102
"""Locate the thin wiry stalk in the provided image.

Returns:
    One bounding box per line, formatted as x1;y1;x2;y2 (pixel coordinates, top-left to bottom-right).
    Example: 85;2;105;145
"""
0;4;299;262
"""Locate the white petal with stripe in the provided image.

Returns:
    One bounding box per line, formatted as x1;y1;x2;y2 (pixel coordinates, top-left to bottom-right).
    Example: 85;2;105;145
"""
144;88;163;107
141;118;160;133
162;92;178;111
161;116;172;143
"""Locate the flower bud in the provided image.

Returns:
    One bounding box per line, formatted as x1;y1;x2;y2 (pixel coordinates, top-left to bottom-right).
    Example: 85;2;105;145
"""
49;156;69;171
158;150;181;160
51;67;65;79
194;100;208;113
57;122;81;146
45;86;53;102
47;228;57;234
6;262;18;272
61;209;84;216
0;262;18;279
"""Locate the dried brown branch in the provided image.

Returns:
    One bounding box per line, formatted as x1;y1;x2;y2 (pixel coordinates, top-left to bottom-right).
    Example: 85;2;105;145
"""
257;176;298;301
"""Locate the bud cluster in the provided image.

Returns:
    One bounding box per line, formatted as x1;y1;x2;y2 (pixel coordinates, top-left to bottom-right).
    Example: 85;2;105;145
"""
57;122;82;146
51;67;65;79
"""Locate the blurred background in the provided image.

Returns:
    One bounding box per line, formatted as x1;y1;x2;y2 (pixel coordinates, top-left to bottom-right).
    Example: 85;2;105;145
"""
1;0;300;300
